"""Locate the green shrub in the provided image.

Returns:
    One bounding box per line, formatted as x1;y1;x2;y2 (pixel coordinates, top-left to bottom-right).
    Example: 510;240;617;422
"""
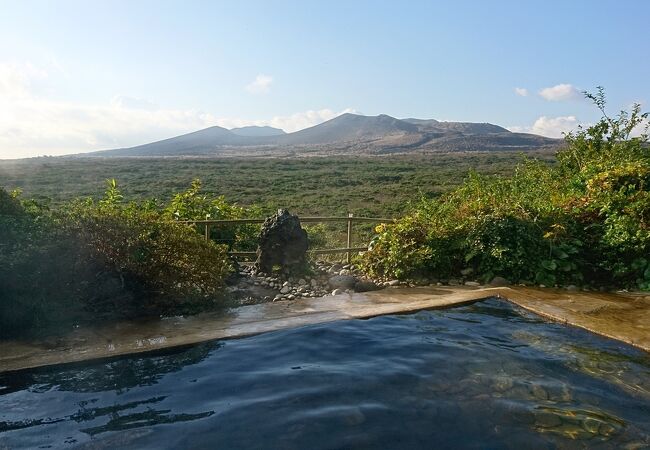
0;188;85;337
164;178;262;251
0;180;235;338
362;88;650;290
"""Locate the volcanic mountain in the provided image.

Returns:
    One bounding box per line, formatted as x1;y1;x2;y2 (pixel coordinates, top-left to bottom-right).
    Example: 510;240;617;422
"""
91;113;559;157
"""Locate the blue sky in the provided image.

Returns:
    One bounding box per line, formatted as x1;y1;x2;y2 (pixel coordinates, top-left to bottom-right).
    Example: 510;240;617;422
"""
0;0;648;158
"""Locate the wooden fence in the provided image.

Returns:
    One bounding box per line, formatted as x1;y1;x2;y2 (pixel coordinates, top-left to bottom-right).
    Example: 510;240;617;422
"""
182;214;394;263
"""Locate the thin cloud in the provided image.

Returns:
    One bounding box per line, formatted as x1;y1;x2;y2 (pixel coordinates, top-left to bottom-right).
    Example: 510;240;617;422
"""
110;95;159;111
0;62;48;99
539;83;580;101
508;115;581;138
514;87;528;97
245;74;273;94
0;62;354;158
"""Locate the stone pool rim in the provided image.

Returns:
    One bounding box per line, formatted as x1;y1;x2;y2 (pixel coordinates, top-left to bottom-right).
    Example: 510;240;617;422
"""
1;286;649;374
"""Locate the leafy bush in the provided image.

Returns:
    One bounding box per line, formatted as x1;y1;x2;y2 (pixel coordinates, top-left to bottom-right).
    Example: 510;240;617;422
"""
164;179;263;251
62;186;233;309
0;180;234;338
0;188;85;337
362;89;650;290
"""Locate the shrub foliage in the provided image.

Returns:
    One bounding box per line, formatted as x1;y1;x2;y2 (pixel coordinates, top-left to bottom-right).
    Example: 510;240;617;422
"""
362;89;650;290
0;181;234;338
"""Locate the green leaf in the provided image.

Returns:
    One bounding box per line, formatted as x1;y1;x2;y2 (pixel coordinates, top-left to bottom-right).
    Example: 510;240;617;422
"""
553;248;569;259
541;260;557;271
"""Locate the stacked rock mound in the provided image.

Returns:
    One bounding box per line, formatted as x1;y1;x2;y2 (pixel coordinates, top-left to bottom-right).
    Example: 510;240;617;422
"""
238;261;382;303
254;209;308;276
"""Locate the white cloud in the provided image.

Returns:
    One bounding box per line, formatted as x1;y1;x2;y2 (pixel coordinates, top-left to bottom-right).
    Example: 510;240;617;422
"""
538;83;580;101
0;63;353;159
508;116;582;138
0;62;48;99
245;74;273;94
514;87;528;97
631;118;649;138
110;95;159;110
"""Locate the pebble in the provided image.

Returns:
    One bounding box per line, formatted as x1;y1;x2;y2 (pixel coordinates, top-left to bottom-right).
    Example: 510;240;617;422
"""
489;276;511;287
233;260;394;305
530;384;549;400
534;412;562;428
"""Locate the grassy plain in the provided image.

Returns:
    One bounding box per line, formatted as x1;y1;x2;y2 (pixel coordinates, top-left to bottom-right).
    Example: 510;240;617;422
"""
0;151;555;218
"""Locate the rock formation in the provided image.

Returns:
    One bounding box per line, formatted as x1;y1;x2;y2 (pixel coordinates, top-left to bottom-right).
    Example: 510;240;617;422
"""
255;209;308;275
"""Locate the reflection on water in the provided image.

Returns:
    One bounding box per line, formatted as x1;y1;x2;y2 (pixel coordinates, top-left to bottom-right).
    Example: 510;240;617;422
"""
0;342;216;395
1;298;649;449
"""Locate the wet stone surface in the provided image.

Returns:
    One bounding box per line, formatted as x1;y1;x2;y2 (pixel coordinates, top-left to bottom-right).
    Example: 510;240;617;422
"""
228;260;384;305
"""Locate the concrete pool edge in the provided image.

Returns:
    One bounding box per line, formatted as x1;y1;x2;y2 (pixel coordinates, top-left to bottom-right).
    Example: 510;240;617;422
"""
1;286;649;373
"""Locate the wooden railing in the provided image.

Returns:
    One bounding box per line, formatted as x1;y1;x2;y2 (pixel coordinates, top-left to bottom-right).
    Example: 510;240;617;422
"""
182;214;394;263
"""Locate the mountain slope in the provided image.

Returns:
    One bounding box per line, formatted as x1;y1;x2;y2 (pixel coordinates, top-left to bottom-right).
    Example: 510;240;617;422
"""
403;118;509;134
91;113;560;157
272;113;419;145
94;126;249;157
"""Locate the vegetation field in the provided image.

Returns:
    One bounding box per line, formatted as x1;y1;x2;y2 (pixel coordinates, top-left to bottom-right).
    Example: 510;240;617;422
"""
3;151;556;338
0;151;555;218
1;93;648;342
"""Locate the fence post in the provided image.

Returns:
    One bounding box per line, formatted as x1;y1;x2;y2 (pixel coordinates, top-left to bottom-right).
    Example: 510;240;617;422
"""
204;223;210;242
346;213;353;264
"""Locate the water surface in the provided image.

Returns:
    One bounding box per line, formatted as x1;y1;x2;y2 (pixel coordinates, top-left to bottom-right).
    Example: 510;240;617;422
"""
1;298;649;449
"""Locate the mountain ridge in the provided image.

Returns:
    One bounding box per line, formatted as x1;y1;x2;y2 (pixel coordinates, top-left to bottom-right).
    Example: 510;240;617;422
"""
90;113;560;157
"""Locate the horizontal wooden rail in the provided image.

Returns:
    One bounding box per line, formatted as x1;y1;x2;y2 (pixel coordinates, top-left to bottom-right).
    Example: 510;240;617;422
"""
310;246;369;255
227;246;370;258
180;216;394;225
182;214;393;263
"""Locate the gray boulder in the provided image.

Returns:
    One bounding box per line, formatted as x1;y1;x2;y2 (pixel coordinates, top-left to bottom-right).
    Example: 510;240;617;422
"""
328;275;357;289
489;276;511;287
255;209;308;275
354;280;381;292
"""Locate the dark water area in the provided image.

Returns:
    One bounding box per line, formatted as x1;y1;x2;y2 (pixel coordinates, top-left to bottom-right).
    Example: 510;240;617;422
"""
1;298;649;449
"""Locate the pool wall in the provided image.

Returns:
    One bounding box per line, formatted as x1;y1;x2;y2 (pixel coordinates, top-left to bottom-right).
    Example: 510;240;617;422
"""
1;286;649;373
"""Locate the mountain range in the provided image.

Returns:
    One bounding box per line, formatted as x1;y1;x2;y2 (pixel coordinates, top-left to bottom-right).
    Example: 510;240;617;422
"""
91;113;560;157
